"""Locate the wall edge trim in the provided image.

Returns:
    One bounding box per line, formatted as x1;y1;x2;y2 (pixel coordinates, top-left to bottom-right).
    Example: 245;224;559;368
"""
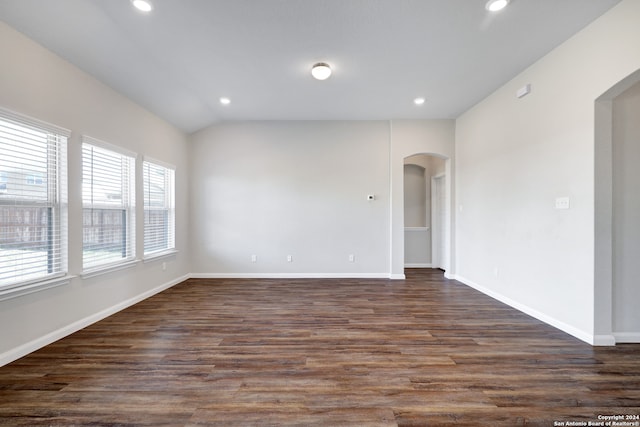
0;274;190;367
613;332;640;343
453;275;604;346
593;334;617;346
190;273;394;279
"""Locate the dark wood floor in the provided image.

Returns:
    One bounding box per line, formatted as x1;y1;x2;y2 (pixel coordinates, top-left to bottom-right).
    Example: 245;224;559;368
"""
0;269;639;426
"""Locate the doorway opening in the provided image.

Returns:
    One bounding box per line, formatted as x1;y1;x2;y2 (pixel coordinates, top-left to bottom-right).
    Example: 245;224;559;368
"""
595;68;640;344
403;154;446;270
610;78;640;342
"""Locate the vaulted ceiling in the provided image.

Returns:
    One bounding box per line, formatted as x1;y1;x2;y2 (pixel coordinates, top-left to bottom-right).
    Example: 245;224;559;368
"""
0;0;622;133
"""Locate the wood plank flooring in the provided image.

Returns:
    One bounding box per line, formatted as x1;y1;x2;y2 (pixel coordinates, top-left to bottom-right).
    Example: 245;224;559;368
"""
1;269;639;426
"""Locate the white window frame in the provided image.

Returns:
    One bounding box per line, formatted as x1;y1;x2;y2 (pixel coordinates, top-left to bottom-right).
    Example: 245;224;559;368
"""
143;158;176;260
0;107;70;301
81;136;137;276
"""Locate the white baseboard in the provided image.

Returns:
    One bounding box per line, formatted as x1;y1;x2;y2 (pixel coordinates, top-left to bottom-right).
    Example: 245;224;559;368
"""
0;274;190;367
190;272;394;279
10;271;622;367
404;263;433;268
613;332;640;343
454;275;605;346
593;334;617;346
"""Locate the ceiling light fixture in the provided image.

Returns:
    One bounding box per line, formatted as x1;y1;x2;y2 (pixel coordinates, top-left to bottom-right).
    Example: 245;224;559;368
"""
311;62;332;81
131;0;153;12
414;97;426;106
219;97;231;105
485;0;509;12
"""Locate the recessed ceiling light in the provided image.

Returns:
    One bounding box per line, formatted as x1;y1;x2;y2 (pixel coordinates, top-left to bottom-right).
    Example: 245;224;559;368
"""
485;0;509;12
131;0;153;12
311;62;332;81
219;97;231;105
414;97;426;106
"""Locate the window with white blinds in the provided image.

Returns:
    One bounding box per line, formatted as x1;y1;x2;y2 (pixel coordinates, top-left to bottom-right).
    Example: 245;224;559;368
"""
0;109;69;291
143;159;175;257
82;137;136;270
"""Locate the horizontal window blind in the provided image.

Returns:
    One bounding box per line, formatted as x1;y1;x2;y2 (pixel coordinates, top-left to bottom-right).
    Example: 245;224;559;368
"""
0;110;68;289
82;139;135;270
143;160;175;256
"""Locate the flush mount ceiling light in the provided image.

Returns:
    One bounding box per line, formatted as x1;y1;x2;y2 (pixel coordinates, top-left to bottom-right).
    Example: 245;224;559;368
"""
219;97;231;105
311;62;332;81
485;0;510;12
414;97;426;106
131;0;153;12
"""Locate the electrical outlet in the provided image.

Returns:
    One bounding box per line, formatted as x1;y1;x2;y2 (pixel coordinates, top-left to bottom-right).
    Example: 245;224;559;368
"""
251;254;257;263
162;262;167;271
348;254;355;262
287;255;292;262
555;197;570;210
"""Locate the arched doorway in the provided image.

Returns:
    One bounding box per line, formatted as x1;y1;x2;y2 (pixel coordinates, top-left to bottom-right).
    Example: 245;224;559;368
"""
595;68;640;344
388;119;455;280
403;154;447;270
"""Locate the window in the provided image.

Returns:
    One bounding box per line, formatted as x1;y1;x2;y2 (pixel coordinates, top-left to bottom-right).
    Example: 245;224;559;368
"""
26;174;45;186
0;108;68;292
0;172;7;193
143;159;175;257
82;137;136;271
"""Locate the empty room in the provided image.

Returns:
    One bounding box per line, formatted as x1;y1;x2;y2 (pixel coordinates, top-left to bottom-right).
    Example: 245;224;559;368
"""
0;0;639;425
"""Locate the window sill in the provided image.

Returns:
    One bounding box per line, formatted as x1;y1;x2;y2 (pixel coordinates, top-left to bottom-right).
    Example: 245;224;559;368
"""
0;274;73;302
143;249;178;263
404;227;430;231
81;259;140;279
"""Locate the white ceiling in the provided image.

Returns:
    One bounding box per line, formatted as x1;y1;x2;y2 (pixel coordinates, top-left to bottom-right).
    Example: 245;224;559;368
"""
0;0;622;133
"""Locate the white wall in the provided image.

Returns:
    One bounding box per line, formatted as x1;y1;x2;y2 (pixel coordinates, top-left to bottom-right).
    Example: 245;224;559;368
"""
0;22;190;364
404;164;427;228
190;120;454;278
189;121;391;277
455;0;640;344
612;80;640;339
